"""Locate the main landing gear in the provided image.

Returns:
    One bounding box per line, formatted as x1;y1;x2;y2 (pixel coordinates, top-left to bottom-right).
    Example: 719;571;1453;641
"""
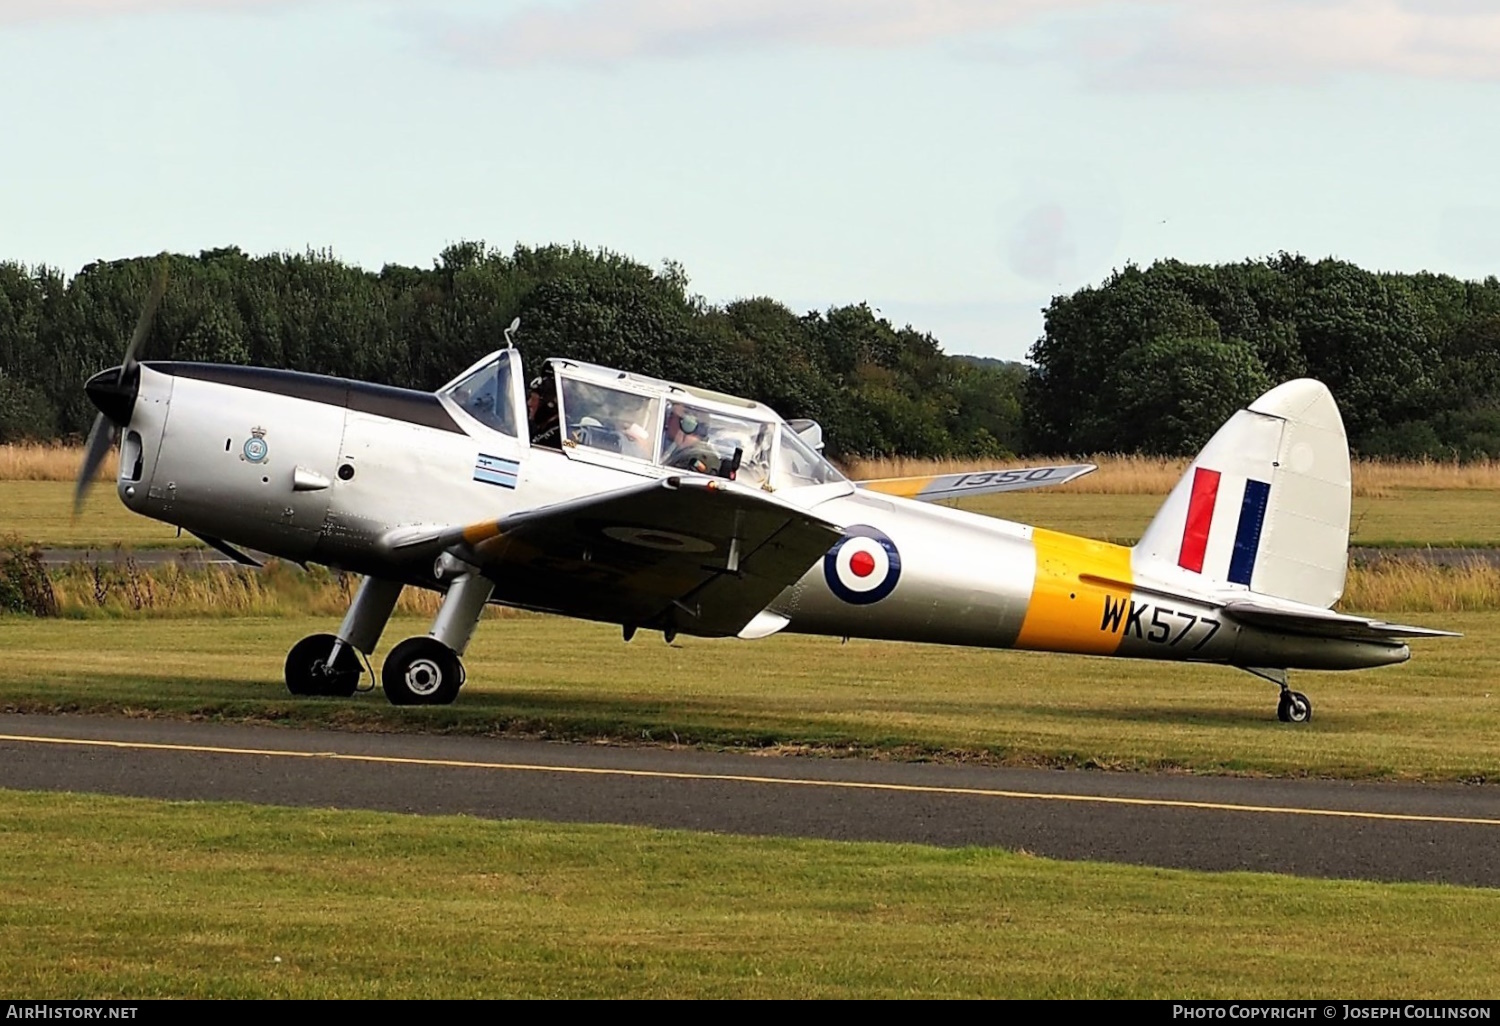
283;565;494;706
284;633;363;697
1244;667;1313;723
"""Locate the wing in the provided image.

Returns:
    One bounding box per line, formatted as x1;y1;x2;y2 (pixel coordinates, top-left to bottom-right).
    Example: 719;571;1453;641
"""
381;476;843;638
858;463;1095;502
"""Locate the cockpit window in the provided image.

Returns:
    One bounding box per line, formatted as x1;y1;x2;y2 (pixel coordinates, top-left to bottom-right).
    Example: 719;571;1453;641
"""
445;357;517;436
558;377;660;460
772;424;845;489
660;403;773;484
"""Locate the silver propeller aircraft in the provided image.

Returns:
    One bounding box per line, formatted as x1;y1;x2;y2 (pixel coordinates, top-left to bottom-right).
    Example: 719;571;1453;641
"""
76;284;1455;719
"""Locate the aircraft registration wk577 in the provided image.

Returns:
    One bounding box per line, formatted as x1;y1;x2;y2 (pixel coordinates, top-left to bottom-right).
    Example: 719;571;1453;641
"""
76;282;1456;719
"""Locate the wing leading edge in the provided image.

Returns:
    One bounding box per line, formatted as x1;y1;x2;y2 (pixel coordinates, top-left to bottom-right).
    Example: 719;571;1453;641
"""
858;463;1095;503
381;476;844;638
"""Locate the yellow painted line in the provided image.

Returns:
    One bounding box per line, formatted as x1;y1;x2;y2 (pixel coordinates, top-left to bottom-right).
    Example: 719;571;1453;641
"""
3;732;1498;828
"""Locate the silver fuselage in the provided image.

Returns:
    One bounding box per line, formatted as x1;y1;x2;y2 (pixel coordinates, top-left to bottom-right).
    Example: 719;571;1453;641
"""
115;362;1407;672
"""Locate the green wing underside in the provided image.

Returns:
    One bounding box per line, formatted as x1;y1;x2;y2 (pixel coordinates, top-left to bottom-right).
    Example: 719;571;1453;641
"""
392;478;844;637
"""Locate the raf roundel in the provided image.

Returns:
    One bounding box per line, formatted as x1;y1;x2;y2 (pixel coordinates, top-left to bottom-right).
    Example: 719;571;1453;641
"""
823;525;902;605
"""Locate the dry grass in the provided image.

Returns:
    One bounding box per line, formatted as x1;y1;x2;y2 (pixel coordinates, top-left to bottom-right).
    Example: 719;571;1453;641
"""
0;441;115;482
40;557;517;620
1342;560;1500;614
845;454;1500;498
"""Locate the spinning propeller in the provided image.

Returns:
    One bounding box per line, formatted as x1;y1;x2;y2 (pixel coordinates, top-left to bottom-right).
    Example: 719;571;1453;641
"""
74;265;168;514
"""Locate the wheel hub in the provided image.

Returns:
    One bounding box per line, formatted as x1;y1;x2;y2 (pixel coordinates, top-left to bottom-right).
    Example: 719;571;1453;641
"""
404;658;444;696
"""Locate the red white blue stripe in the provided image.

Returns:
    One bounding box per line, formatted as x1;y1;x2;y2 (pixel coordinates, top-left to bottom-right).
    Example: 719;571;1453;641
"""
1178;468;1271;586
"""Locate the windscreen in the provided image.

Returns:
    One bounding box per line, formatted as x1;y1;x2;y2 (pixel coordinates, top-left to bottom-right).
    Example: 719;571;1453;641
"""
444;357;517;436
772;423;845;489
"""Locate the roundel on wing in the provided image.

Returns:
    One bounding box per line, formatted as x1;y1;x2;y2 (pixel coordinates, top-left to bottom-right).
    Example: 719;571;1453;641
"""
823;525;901;605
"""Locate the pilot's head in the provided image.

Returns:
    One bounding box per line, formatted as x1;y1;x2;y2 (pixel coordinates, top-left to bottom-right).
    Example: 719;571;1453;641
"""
527;377;554;418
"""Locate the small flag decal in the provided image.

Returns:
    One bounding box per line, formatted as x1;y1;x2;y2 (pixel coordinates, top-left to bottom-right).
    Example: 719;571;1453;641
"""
473;453;519;489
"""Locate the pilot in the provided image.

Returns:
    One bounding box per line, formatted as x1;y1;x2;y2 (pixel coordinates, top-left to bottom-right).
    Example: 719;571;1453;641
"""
663;408;716;473
526;377;560;448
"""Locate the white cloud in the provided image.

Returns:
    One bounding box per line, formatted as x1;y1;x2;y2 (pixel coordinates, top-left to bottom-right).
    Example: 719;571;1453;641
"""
1104;1;1500;86
0;0;315;23
11;0;1500;85
437;0;1500;85
439;0;1078;67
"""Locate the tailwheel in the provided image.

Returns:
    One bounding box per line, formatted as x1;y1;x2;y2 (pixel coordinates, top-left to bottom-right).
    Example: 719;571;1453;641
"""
1277;689;1313;723
382;637;463;706
285;633;363;698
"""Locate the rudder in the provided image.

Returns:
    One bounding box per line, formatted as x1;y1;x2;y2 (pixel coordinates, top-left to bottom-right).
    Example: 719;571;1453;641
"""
1133;379;1351;608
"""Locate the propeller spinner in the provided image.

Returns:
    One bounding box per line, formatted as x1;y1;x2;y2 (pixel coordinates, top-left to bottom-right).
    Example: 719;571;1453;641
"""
74;266;168;513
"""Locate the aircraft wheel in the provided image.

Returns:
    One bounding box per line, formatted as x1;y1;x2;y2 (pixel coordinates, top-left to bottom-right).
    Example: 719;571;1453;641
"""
285;633;362;698
1277;690;1313;723
382;637;463;706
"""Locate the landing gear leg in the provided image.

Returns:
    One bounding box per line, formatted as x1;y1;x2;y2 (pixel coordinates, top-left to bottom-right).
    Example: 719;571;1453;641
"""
285;576;403;698
1243;667;1313;723
382;571;493;706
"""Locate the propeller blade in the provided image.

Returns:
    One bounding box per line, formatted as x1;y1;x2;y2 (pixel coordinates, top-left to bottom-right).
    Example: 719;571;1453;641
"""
74;413;116;515
121;260;169;374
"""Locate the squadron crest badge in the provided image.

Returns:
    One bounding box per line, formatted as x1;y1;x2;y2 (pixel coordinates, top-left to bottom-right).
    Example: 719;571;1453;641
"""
241;426;269;464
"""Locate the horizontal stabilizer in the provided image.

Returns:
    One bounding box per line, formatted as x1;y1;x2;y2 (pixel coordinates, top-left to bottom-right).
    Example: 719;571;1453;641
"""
859;463;1095;503
1078;572;1460;641
1220;599;1461;642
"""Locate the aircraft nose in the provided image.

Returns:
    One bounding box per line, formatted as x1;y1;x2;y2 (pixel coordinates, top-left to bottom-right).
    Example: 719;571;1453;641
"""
85;364;138;426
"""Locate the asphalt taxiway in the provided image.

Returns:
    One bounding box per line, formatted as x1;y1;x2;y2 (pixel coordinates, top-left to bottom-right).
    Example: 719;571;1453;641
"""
0;713;1495;887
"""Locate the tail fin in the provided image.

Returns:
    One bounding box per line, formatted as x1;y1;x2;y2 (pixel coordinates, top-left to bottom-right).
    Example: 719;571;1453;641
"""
1133;379;1351;608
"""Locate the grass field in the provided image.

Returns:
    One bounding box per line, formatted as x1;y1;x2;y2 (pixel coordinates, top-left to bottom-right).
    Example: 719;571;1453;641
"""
1;612;1491;780
2;481;196;549
0;789;1495;998
6;443;1498;996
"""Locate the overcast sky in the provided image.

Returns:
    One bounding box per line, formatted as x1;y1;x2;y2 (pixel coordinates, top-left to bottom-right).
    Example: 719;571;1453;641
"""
3;0;1498;360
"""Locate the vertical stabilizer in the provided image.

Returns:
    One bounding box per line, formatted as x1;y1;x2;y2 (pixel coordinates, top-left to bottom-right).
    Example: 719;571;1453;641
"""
1133;379;1351;608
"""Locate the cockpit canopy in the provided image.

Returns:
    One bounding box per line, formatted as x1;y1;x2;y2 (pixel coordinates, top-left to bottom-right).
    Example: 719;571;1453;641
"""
443;353;520;437
441;353;844;490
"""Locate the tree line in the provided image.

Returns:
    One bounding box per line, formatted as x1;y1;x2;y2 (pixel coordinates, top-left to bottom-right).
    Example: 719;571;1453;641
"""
1025;255;1500;459
0;244;1022;459
1;245;1497;459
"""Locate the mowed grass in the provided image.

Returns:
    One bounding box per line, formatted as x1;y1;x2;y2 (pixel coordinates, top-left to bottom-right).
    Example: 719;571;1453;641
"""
1;612;1493;780
8;479;1500;550
1;481;196;549
0;789;1496;998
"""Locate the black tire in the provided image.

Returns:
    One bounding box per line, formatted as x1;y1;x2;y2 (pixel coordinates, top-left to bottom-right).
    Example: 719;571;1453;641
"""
382;637;463;706
285;633;363;698
1277;690;1313;723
